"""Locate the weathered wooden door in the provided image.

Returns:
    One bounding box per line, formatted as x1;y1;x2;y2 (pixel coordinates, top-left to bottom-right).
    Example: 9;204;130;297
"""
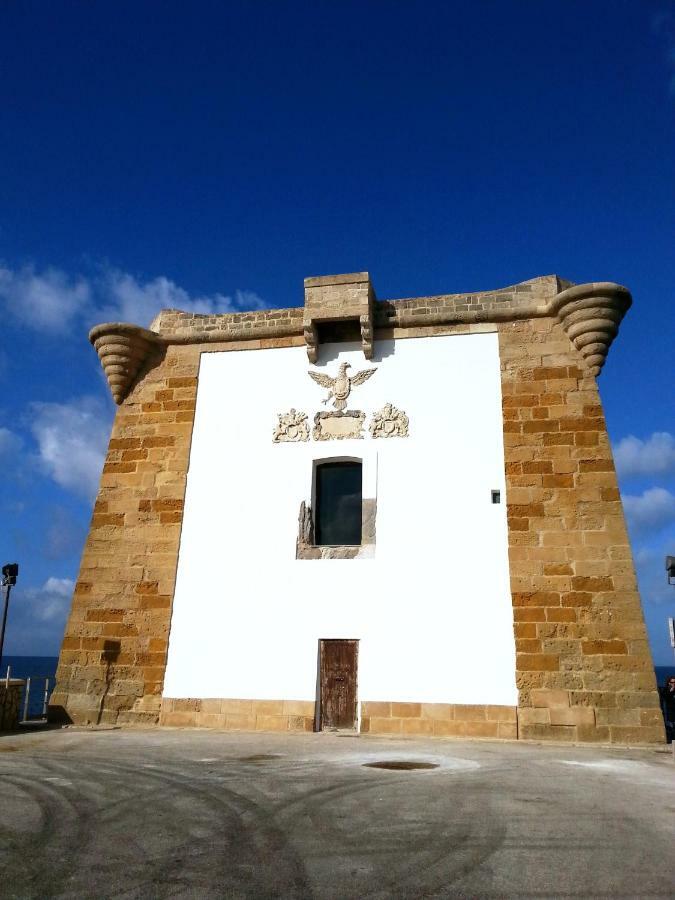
320;639;358;730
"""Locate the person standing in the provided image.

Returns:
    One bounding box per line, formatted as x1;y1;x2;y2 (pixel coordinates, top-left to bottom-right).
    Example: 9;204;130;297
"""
660;676;675;743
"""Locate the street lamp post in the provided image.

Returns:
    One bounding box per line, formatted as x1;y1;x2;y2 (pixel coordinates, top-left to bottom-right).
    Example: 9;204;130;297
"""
0;563;19;670
668;557;675;665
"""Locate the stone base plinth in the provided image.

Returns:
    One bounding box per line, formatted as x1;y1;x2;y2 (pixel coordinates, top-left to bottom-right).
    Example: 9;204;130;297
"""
159;698;519;739
517;688;665;743
160;698;316;732
360;701;518;739
160;696;665;743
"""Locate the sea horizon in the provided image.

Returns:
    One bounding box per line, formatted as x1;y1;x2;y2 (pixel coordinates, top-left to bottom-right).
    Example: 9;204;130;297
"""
4;654;675;687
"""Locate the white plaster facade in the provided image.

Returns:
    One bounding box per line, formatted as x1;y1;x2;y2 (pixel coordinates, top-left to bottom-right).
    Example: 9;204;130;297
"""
163;332;517;707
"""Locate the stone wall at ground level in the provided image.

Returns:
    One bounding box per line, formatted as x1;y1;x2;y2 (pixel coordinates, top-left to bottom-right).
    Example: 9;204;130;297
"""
0;681;23;731
159;698;518;738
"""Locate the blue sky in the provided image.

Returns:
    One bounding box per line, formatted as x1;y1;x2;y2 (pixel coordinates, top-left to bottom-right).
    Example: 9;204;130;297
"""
0;1;673;663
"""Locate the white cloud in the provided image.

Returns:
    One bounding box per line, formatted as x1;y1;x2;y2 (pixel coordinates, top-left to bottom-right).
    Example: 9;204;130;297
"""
0;262;267;333
95;269;266;327
614;432;675;479
634;544;675;607
623;487;675;534
2;575;75;655
0;265;90;333
18;576;73;637
42;576;74;596
29;396;111;500
37;577;75;620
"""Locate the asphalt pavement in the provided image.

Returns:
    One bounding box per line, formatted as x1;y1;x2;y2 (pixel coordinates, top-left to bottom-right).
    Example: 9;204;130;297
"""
1;727;673;899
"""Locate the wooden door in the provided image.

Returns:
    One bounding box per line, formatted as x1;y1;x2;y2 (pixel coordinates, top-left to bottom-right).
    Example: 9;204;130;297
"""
320;639;358;730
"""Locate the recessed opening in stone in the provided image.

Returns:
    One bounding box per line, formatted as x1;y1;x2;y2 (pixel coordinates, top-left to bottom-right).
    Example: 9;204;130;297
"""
237;754;282;762
316;319;361;344
363;760;439;771
315;460;362;546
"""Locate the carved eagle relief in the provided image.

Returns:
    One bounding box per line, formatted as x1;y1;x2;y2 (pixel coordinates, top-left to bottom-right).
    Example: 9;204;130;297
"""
308;362;376;411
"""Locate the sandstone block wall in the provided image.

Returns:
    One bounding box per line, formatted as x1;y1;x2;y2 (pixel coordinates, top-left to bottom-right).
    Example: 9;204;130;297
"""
360;701;518;739
160;698;316;732
158;698;518;738
0;681;23;731
498;317;664;743
49;343;201;724
152;306;303;339
304;272;373;319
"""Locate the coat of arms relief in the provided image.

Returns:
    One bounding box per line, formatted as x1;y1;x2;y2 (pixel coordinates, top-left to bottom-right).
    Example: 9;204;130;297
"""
369;403;409;438
272;409;309;443
272;363;409;442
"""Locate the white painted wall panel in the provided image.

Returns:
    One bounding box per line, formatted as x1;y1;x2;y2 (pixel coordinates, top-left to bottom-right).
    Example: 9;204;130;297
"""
163;333;517;705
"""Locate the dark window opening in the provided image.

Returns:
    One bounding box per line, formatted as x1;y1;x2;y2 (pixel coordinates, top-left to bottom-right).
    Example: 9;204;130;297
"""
316;319;361;344
315;461;362;546
491;489;501;504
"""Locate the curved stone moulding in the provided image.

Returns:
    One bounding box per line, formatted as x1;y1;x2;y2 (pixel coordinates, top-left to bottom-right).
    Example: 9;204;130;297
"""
89;323;164;404
360;313;374;360
552;282;632;377
303;322;319;364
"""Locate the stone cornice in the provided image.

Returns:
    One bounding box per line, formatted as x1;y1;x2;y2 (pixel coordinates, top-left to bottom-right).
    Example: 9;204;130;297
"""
89;323;164;405
91;276;632;403
551;282;631;377
384;281;631;376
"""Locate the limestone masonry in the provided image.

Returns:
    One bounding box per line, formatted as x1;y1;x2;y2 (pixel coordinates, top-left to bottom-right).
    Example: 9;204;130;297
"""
50;272;665;743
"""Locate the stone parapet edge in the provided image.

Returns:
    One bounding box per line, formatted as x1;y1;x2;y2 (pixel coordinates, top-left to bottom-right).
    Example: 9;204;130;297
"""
90;278;632;403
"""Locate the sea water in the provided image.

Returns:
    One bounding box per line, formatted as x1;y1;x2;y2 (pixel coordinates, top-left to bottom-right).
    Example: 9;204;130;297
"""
1;656;59;719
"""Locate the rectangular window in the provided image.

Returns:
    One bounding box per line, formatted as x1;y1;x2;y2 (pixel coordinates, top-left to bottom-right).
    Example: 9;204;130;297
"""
315;461;362;546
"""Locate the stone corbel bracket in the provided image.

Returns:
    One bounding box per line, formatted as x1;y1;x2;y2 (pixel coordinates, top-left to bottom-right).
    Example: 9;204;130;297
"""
89;323;164;405
551;282;631;377
360;313;374;360
303;322;319;364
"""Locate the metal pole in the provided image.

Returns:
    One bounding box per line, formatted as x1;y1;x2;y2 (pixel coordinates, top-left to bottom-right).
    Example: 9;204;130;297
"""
0;581;12;671
22;676;31;722
42;678;50;718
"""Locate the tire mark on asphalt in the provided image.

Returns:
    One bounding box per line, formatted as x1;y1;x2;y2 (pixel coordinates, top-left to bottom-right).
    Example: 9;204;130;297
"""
251;764;506;899
12;754;312;899
0;769;90;899
2;751;508;900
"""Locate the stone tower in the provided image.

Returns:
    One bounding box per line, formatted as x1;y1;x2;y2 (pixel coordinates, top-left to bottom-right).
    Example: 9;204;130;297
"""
50;272;665;743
